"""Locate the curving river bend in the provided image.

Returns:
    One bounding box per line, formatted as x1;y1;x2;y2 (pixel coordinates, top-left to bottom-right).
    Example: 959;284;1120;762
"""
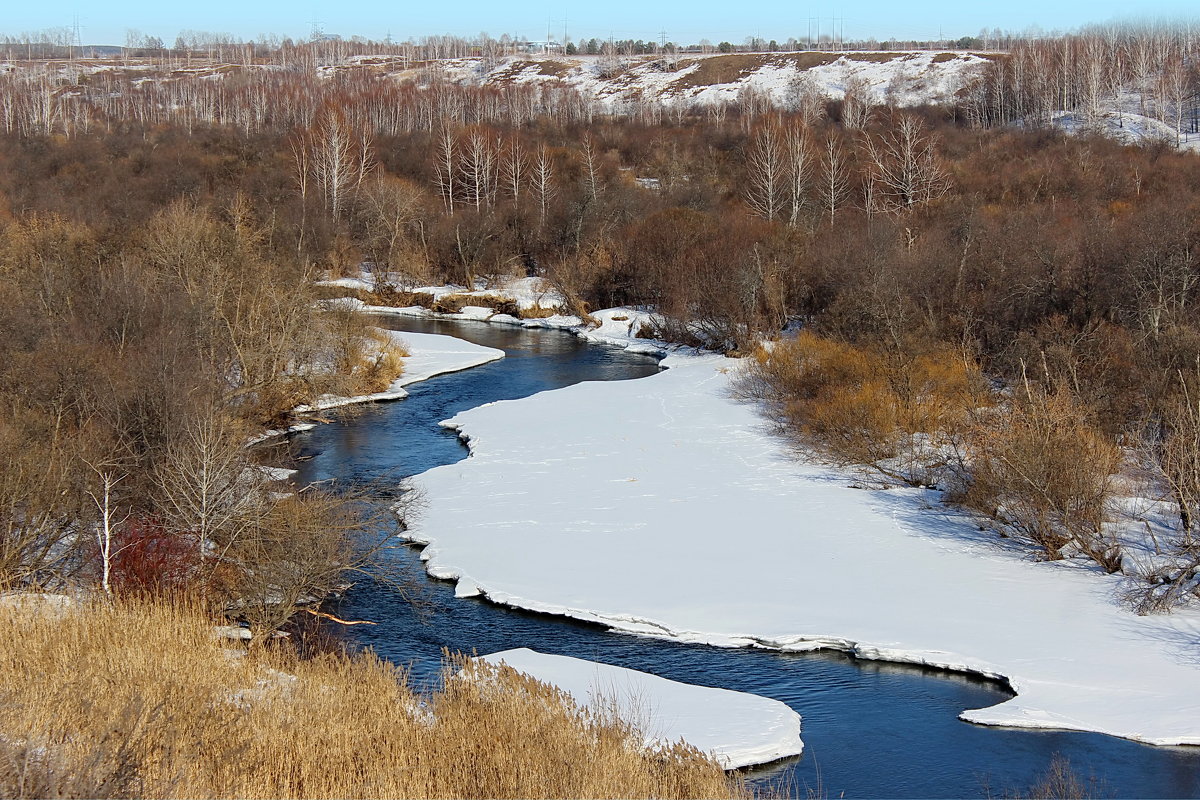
283;316;1200;798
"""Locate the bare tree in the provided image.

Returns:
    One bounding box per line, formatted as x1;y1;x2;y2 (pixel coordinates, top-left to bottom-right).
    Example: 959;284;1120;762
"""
1160;372;1200;541
785;73;827;126
819;133;852;225
784;123;813;226
744;122;787;222
305;108;375;220
459;130;498;210
531;144;555;227
359;174;428;274
840;76;873;131
433;127;457;213
0;425;80;587
86;462;130;596
580;134;602;204
861;114;951;213
155;410;256;571
501;136;525;200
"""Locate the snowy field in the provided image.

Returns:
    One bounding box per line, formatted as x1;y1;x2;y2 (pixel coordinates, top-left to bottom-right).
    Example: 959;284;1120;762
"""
401;342;1200;747
414;51;989;110
477;648;803;769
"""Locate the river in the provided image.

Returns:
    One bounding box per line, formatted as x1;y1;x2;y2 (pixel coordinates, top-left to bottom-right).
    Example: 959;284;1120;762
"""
282;316;1200;798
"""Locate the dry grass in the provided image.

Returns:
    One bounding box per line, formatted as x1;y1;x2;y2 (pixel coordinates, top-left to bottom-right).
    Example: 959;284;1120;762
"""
432;293;521;317
667;50;914;94
842;51;913;64
534;60;573;77
670;55;769;90
519;304;561;319
348;329;409;394
0;597;743;799
745;332;985;476
367;285;437;310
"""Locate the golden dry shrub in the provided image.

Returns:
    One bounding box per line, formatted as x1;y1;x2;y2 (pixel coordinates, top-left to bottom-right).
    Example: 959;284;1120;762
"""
747;332;984;471
323;308;409;396
349;329;409;394
519;304;561;319
0;597;742;800
964;386;1121;566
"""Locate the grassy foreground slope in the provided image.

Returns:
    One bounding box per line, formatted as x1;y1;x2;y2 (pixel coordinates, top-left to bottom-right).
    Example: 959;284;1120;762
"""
0;597;741;799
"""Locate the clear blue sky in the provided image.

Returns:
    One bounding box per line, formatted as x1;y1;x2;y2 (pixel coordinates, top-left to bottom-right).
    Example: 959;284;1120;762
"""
4;0;1197;47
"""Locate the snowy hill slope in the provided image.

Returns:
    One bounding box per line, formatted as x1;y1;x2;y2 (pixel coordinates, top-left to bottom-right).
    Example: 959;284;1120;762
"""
369;50;992;109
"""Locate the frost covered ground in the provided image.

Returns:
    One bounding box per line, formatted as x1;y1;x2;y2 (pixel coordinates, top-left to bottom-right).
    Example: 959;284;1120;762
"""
399;336;1200;747
478;648;803;769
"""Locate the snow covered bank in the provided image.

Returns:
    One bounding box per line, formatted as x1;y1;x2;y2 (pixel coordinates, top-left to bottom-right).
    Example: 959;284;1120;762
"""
293;330;504;413
320;273;670;357
404;348;1200;747
478;648;802;769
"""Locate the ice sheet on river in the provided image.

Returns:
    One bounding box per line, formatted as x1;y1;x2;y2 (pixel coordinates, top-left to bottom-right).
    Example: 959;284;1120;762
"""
406;351;1200;746
478;648;803;769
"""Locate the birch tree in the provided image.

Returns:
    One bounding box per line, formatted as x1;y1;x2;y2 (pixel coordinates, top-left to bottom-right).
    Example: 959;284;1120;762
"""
155;411;256;570
785;124;814;227
819;134;851;225
304;108;375;220
532;144;555;227
433;127;458;213
86;462;129;596
861;115;951;213
744;122;787;222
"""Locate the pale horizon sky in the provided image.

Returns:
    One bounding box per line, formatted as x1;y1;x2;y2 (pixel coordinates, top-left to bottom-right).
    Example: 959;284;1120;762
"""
3;1;1197;48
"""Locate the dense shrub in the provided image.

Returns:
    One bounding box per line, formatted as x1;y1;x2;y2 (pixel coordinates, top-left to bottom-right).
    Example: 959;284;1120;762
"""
963;385;1122;567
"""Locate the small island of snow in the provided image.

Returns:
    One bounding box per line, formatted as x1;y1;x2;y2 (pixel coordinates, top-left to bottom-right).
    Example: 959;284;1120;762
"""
478;648;803;770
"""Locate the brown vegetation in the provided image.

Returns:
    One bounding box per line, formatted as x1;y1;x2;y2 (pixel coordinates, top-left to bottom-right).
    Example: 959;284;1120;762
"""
963;384;1122;567
0;29;1197;612
747;332;1125;569
0;597;742;799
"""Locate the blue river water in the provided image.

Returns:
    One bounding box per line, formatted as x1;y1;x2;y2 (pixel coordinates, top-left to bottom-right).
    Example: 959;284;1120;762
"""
281;316;1200;798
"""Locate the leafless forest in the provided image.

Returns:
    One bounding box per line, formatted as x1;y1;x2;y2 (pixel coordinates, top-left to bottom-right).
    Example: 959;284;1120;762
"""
0;24;1198;617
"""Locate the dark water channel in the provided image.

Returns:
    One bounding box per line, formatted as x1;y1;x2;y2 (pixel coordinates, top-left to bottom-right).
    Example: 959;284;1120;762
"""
282;316;1200;798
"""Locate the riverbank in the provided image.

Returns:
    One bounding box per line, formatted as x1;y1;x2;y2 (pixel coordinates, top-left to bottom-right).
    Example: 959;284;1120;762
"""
294;330;505;412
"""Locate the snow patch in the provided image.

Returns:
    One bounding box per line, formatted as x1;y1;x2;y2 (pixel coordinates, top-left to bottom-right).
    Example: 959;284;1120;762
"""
478;648;803;769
